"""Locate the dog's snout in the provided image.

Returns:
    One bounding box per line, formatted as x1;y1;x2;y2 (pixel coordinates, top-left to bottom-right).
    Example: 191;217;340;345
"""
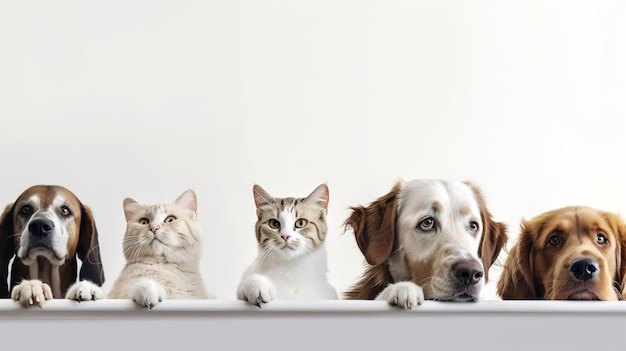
569;257;599;282
454;260;484;285
28;218;55;237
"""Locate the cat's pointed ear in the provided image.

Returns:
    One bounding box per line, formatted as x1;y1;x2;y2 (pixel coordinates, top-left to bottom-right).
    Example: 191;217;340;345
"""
123;198;142;222
253;185;275;208
305;183;329;210
175;189;198;219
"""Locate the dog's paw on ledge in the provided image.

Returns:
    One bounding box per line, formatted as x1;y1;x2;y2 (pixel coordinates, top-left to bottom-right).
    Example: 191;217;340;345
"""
11;280;53;308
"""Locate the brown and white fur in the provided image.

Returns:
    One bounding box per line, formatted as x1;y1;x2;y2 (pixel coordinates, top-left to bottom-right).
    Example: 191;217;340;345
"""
237;184;337;306
497;206;626;300
0;185;105;307
344;179;507;309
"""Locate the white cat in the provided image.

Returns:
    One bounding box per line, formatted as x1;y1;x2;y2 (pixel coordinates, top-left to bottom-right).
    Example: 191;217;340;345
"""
107;189;212;308
237;184;337;306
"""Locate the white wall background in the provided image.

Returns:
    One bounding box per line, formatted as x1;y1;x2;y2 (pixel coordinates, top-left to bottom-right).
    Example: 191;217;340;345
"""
1;0;625;301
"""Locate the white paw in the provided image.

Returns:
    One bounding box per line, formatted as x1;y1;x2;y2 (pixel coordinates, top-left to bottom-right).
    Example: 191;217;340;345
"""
237;274;276;307
65;280;104;302
11;280;53;308
376;281;424;310
132;278;167;309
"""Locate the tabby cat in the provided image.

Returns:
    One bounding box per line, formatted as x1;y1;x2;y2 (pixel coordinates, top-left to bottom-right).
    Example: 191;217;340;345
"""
107;189;211;308
237;183;337;306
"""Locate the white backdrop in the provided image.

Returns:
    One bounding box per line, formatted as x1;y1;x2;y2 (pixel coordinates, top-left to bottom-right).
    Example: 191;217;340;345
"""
1;0;625;301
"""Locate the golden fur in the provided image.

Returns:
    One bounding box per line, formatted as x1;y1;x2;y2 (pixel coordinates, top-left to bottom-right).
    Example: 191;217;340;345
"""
497;206;626;300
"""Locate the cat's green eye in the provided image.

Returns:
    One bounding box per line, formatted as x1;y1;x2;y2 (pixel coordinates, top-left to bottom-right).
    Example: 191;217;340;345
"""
164;215;177;223
295;218;308;228
268;219;280;229
139;218;149;225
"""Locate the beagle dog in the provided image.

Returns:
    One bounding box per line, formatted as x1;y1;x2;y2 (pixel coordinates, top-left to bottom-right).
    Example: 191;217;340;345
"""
0;185;105;307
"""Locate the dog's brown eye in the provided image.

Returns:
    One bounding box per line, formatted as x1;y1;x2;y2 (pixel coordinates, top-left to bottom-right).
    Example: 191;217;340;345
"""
548;235;560;246
596;234;607;245
60;206;71;216
269;219;280;229
164;215;176;223
20;205;32;216
139;218;149;225
295;218;308;229
418;217;435;231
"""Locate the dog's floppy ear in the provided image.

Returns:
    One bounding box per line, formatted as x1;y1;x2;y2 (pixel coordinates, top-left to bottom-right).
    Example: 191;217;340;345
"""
77;204;105;286
496;219;537;299
0;203;16;297
344;181;402;266
613;214;626;298
467;182;508;281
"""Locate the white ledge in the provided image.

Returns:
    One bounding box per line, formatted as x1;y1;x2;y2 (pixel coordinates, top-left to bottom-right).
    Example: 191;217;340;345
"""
1;300;624;351
2;298;626;315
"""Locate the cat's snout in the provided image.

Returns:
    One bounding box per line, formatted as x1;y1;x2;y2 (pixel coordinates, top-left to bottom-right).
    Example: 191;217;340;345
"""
280;233;290;242
150;225;159;233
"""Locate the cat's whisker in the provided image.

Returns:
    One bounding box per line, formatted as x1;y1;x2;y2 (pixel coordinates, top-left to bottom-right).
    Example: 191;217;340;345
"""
126;242;143;265
257;246;275;262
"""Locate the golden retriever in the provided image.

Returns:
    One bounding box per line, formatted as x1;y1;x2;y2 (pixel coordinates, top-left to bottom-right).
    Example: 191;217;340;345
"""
497;206;626;300
343;179;508;309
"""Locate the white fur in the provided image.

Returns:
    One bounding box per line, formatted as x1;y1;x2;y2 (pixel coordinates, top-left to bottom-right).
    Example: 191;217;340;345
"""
132;278;167;309
239;184;336;306
17;195;69;265
65;280;104;301
376;281;424;309
11;280;53;308
237;242;337;305
379;179;486;308
108;260;210;308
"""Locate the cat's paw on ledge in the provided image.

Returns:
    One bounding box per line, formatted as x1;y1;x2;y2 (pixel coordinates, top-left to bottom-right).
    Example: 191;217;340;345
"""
237;274;276;307
66;280;105;302
132;278;167;309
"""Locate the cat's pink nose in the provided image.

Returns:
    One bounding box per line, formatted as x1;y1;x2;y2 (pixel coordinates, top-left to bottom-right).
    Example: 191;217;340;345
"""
150;226;158;233
281;234;290;242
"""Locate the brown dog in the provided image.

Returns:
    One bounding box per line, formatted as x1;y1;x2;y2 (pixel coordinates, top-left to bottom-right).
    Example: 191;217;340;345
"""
0;185;105;306
344;179;508;309
497;206;626;300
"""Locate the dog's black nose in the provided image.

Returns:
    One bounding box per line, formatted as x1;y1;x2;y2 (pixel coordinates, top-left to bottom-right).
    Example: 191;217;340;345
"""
569;257;599;282
454;260;484;285
28;218;54;237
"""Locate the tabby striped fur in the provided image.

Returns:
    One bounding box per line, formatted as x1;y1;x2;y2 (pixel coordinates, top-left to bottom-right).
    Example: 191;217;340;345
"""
237;184;337;306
